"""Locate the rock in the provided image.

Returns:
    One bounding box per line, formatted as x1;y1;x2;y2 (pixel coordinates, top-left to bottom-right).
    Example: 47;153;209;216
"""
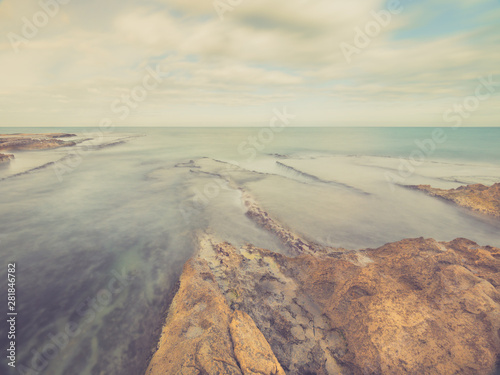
0;153;14;163
0;133;76;151
242;192;320;255
146;257;286;375
175;159;200;168
290;326;306;341
409;183;500;218
145;258;241;375
44;133;76;138
196;236;350;374
321;237;500;374
230;310;286;375
148;173;500;374
187;233;500;375
0;132;76;138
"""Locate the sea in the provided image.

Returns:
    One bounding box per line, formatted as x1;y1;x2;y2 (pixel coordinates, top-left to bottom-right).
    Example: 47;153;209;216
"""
0;126;499;375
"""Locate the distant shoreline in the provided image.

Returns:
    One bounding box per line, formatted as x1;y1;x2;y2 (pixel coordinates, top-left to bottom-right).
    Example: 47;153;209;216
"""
0;133;77;153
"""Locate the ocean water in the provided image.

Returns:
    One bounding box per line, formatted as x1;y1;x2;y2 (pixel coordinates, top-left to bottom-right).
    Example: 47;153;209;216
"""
0;126;499;375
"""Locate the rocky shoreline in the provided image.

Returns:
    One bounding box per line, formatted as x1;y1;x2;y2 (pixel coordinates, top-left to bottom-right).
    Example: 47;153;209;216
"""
147;185;500;375
0;133;77;152
0;133;77;169
408;183;500;219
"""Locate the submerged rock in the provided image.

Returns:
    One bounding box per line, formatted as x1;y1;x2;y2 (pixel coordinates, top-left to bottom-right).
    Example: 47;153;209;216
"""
0;153;14;163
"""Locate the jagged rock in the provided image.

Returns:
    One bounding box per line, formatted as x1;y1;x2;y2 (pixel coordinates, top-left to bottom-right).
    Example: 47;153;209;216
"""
0;153;14;163
409;183;500;218
193;235;500;375
148;176;500;374
321;237;500;374
242;192;319;255
230;310;286;375
0;133;76;151
145;258;241;374
146;257;286;375
0;132;76;138
197;237;349;374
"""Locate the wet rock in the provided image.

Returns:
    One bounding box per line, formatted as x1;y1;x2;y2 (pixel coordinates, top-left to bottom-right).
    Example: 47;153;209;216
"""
0;153;14;163
149;188;500;374
409;183;500;218
242;192;319;255
0;133;76;151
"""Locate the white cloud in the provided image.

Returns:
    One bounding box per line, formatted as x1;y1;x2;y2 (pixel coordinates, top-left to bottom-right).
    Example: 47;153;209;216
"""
0;0;498;126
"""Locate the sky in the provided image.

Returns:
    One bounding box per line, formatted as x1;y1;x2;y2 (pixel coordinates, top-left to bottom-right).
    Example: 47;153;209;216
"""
0;0;499;127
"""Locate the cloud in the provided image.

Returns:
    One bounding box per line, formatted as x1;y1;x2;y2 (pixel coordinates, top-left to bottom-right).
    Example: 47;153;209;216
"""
0;0;498;126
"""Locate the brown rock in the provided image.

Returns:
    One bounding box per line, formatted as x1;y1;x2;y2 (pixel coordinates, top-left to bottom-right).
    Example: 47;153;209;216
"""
230;310;286;375
145;258;241;375
0;133;76;138
409;183;500;218
0;133;76;151
148;183;500;374
196;236;350;374
192;234;500;375
0;153;14;163
242;192;323;255
146;256;286;375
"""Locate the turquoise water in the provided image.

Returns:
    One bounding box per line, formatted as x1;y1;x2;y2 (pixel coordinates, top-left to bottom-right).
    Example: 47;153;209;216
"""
0;127;499;375
2;126;499;162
